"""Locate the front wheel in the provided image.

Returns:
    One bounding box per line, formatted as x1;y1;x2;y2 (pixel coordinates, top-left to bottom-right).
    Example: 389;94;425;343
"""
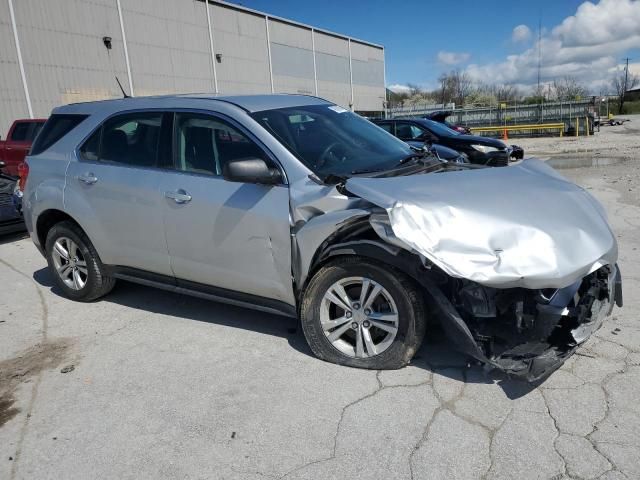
300;257;426;369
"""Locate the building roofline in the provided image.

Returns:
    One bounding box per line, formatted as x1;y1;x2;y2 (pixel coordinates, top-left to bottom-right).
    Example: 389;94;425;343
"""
205;0;384;50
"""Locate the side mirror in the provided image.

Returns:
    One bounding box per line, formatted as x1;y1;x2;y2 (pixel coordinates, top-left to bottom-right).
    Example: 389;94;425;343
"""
223;157;282;185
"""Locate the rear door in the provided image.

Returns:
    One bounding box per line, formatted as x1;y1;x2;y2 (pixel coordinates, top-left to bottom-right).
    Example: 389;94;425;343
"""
65;111;174;276
160;111;294;305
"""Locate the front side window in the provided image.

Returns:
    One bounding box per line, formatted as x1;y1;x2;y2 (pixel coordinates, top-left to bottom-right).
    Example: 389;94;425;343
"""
251;105;413;178
174;113;268;176
396;123;424;140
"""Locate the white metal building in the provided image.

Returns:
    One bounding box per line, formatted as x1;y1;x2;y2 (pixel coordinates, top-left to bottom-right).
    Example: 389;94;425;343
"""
0;0;386;134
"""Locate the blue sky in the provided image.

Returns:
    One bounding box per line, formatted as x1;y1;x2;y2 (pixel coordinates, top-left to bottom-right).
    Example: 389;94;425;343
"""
228;0;640;93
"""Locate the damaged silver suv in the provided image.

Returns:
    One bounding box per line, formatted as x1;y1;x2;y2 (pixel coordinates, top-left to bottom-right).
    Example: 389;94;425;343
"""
23;94;622;381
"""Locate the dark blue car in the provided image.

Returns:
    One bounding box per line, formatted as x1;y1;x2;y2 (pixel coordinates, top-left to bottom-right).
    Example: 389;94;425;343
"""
374;118;511;167
0;161;24;235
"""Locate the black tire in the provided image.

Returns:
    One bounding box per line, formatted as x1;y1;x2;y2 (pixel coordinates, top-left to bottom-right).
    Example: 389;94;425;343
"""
45;220;115;302
300;256;426;369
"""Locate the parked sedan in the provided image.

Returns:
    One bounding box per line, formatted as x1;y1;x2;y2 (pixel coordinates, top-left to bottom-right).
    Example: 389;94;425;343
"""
374;118;511;166
0;161;24;235
23;94;621;381
423;112;525;160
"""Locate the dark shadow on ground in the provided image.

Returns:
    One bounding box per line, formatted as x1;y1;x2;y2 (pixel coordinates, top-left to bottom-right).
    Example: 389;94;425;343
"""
411;328;541;398
0;230;28;246
34;266;542;398
33;267;308;352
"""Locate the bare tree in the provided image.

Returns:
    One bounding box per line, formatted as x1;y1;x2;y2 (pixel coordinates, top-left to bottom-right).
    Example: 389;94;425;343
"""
405;83;424;97
437;70;473;106
552;76;588;101
612;68;639;114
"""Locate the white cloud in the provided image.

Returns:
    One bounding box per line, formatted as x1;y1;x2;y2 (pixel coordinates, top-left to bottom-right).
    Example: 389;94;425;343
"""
388;84;411;94
465;0;640;92
437;51;471;66
512;24;532;43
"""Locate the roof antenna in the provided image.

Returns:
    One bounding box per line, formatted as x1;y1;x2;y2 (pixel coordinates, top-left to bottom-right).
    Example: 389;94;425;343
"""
115;76;130;98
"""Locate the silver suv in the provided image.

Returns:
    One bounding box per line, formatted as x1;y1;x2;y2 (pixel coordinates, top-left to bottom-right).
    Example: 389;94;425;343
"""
23;94;621;381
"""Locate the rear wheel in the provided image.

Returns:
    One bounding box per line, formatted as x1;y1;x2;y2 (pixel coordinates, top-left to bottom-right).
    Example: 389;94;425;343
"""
300;257;426;369
45;221;115;301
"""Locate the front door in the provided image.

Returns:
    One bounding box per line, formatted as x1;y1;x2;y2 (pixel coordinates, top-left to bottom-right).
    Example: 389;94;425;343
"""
161;112;293;305
65;111;173;276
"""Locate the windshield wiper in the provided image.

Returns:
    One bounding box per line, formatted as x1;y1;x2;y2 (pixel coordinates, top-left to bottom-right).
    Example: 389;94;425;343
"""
350;167;384;175
396;151;430;166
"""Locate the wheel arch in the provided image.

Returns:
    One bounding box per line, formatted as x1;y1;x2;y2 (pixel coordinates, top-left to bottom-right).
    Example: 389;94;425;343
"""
298;215;439;302
35;209;87;253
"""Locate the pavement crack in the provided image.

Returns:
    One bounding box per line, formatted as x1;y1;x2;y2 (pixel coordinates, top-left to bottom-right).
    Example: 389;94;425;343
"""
0;257;51;480
281;369;436;479
540;388;569;479
408;366;483;480
0;258;49;341
280;370;384;479
481;409;511;480
584;347;634;476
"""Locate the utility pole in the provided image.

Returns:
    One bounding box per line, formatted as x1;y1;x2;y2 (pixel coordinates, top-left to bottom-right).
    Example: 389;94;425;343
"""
536;17;542;99
619;57;630;114
623;57;630;94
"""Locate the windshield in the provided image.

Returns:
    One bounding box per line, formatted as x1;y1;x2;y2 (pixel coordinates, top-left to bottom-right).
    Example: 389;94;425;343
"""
420;118;461;137
251;104;414;178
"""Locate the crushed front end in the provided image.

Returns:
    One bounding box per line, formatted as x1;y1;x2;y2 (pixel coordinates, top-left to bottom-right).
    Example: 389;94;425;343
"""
439;264;623;381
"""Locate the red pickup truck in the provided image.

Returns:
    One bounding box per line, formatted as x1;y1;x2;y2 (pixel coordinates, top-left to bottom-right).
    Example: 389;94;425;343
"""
0;119;46;176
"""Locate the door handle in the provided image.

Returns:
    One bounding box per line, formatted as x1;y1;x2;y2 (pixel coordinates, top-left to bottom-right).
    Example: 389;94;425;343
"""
165;189;192;204
77;173;98;185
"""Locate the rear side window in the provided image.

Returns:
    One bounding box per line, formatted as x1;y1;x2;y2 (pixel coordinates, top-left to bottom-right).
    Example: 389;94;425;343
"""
377;123;393;134
80;112;163;167
10;122;31;141
31;115;88;155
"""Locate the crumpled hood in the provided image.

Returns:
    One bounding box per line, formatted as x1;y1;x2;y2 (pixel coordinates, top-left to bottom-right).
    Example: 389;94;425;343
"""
346;159;618;289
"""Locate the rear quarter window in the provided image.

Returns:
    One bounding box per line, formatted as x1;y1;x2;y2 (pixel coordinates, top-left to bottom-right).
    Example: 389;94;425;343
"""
9;122;31;141
30;114;88;155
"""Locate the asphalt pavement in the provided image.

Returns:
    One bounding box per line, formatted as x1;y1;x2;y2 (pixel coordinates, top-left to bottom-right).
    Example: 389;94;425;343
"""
1;159;639;480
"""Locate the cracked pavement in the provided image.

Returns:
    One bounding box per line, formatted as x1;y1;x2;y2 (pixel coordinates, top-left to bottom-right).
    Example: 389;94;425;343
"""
1;155;639;479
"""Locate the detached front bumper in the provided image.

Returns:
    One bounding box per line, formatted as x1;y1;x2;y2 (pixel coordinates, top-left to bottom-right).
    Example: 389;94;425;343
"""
432;265;622;382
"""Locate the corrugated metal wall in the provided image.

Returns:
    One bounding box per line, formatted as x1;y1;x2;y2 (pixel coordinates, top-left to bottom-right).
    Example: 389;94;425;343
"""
0;0;385;135
0;0;29;128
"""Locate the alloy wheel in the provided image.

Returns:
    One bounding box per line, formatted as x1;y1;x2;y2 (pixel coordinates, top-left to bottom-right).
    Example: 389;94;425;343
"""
51;237;88;290
320;276;399;358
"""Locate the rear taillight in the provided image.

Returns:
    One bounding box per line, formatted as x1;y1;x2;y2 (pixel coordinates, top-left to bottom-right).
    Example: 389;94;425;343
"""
17;162;29;191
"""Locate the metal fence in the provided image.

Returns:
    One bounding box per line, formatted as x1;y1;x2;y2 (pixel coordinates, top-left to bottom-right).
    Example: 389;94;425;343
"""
388;100;597;134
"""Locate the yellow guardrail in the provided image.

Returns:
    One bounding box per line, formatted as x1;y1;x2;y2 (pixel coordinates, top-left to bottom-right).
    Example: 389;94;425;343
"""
470;123;566;138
